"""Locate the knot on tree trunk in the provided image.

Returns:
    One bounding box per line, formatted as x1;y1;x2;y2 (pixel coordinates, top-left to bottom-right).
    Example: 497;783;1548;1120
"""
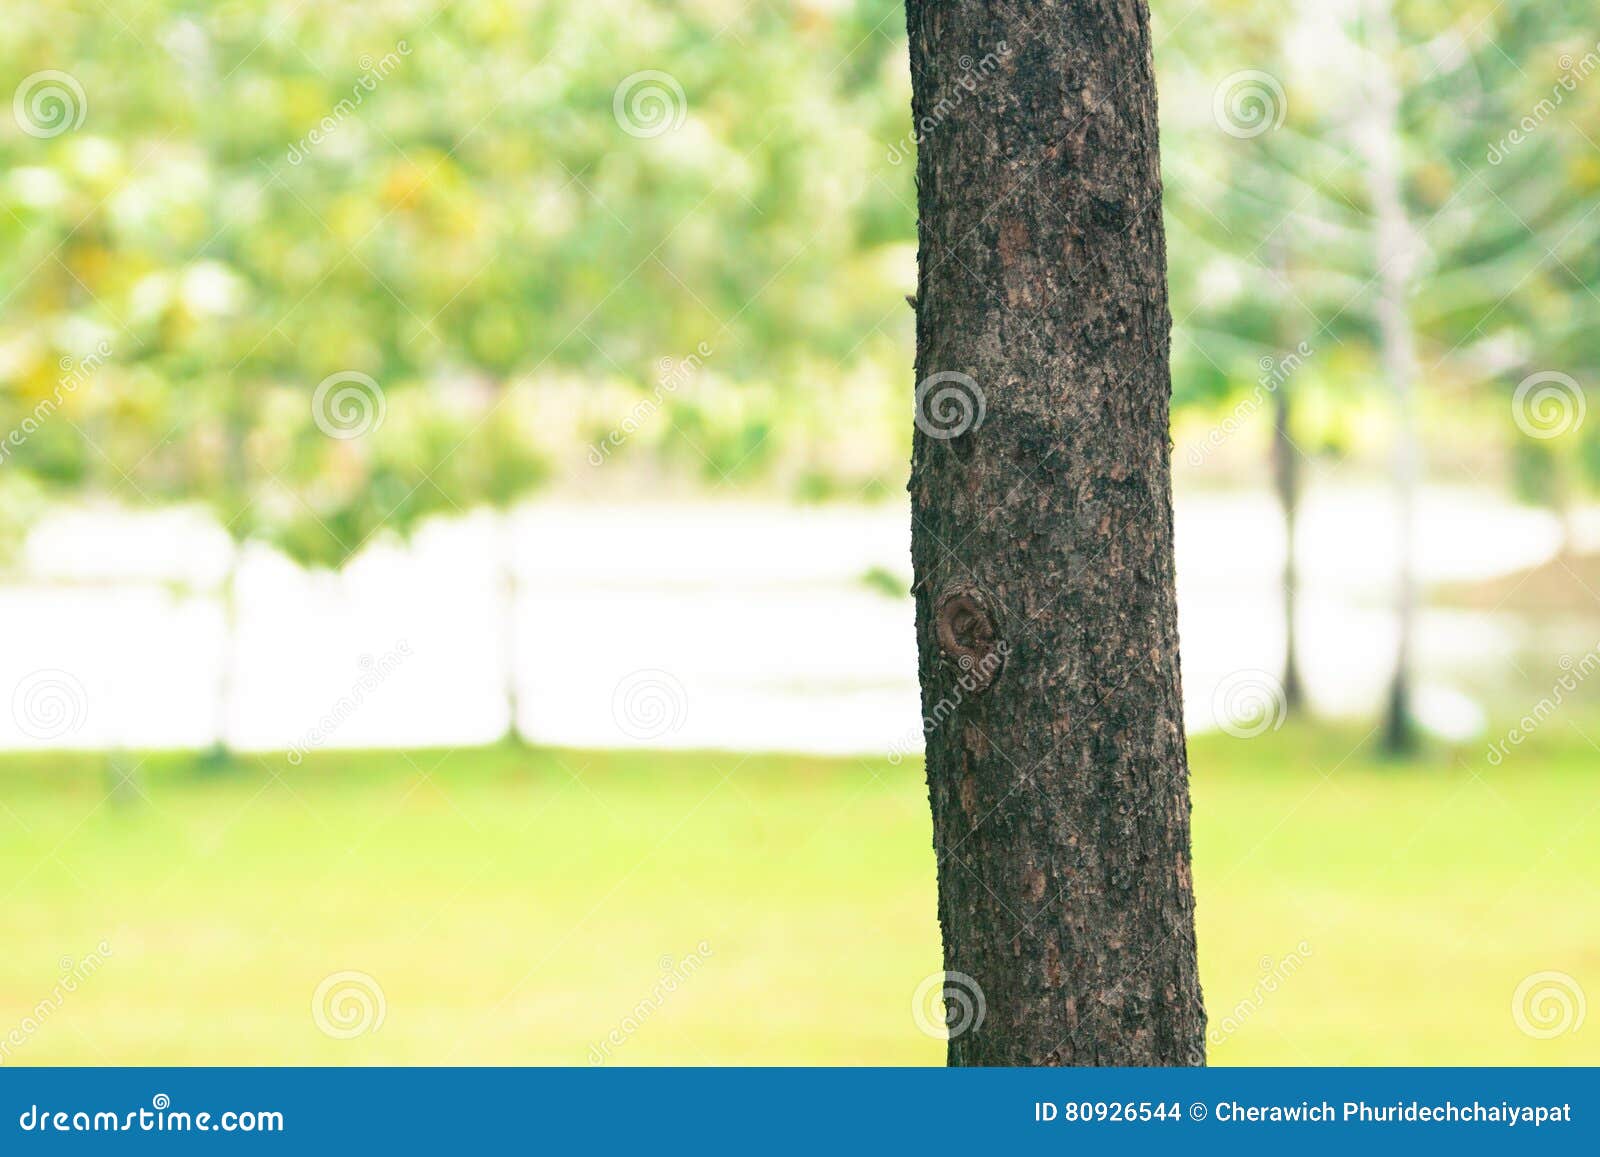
934;585;1005;693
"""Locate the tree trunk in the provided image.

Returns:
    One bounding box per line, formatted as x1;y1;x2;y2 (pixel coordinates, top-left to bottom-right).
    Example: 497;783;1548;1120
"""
209;396;250;766
1271;387;1305;712
1359;0;1420;756
208;542;241;765
497;509;524;744
1268;225;1306;714
1552;458;1580;563
905;0;1205;1066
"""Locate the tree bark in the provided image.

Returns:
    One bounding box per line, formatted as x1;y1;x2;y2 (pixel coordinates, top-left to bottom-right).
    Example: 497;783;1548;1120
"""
905;0;1205;1065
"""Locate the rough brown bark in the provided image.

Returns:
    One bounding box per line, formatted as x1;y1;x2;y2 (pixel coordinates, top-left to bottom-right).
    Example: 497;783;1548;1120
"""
905;0;1204;1066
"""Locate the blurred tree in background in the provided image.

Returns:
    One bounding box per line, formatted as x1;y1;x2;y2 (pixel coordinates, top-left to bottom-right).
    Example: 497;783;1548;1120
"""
0;0;915;745
1162;0;1600;751
1;0;917;523
2;0;1599;756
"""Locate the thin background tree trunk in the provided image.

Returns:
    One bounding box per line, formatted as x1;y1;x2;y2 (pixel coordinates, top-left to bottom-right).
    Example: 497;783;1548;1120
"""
906;0;1205;1066
1268;227;1306;713
1358;0;1421;756
210;540;241;763
497;509;524;744
1272;388;1305;710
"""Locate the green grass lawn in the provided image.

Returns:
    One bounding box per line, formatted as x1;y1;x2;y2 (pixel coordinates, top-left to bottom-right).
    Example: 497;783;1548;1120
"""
1;721;1595;1065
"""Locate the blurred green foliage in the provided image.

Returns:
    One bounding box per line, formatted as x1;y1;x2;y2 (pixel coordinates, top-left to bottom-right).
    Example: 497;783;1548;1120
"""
3;0;1599;572
1;0;916;568
1163;0;1600;499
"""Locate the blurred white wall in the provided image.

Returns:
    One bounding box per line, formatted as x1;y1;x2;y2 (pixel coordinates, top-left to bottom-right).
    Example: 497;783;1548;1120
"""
0;484;1571;757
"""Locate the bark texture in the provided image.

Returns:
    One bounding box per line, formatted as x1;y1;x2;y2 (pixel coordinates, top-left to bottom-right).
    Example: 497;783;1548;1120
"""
905;0;1205;1065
